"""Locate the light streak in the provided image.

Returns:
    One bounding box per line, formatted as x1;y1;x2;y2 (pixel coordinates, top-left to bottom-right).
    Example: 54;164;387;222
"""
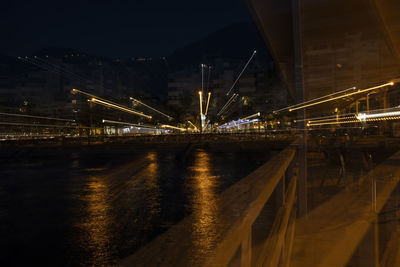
218;118;259;129
187;120;199;131
130;97;172;120
88;97;152;119
306;117;400;126
308;114;357;124
273;87;357;113
0;112;74;122
101;119;158;129
307;106;400;126
72;89;152;119
226;50;257;96
288;82;393;112
205;92;211;116
308;115;400;127
160;124;186;131
356;111;400;120
241;112;261;120
295;113;355;123
72;89;127;108
199;91;203;116
217;93;238;116
221;95;244;118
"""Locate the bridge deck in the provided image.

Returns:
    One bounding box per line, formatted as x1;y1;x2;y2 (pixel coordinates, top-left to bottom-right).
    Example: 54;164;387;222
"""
290;150;400;267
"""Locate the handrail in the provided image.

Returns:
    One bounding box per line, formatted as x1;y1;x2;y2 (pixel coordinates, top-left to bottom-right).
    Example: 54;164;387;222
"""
120;144;297;267
255;175;297;267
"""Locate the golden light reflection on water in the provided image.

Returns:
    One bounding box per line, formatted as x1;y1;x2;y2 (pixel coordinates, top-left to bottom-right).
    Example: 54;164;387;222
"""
189;149;220;261
144;152;161;217
80;176;114;266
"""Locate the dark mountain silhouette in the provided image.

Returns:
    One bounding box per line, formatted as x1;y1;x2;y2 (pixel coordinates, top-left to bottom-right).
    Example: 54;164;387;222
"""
168;22;271;70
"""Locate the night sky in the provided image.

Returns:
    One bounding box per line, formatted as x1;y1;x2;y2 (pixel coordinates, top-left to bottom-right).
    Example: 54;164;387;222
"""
0;0;252;58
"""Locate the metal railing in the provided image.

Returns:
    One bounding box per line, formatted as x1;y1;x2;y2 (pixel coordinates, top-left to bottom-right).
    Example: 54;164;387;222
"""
121;144;298;267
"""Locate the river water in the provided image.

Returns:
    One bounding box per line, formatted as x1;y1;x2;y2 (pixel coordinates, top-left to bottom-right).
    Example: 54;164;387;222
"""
0;145;274;266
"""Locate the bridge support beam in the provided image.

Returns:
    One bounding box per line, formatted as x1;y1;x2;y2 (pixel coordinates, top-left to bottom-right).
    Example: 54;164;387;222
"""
292;0;308;217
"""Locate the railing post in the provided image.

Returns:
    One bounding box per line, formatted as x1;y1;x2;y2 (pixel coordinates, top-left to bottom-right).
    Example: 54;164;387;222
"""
241;226;252;267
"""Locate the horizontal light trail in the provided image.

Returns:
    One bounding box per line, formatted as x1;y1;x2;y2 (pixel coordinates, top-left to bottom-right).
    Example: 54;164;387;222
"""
102;119;164;132
308;115;357;124
241;112;261;120
89;98;152;119
295;113;357;123
288;82;393;112
308;106;400;126
218;118;259;129
130;97;172;120
102;119;158;128
273;87;357;113
0;112;74;122
308;116;400;127
357;110;400;120
307;116;400;126
160;124;186;131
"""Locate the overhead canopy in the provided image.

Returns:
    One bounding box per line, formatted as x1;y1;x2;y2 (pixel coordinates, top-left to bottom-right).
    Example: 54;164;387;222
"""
246;0;400;114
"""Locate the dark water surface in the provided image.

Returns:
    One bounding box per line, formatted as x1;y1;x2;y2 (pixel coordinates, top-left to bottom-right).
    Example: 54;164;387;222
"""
0;145;273;266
